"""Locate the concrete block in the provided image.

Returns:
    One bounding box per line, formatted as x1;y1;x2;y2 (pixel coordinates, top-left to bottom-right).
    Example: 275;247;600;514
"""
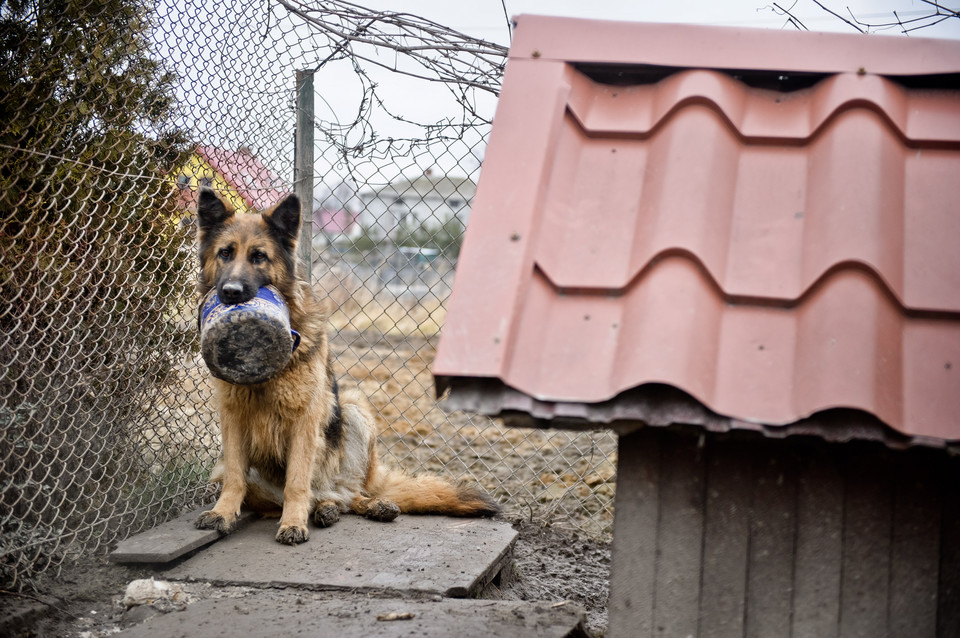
109;510;256;564
114;595;588;638
164;515;517;597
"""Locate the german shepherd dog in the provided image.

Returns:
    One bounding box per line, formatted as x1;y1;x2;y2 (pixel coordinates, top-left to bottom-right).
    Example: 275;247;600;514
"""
193;188;499;545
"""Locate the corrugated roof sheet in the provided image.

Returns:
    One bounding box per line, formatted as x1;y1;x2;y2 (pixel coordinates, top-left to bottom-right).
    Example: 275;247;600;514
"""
433;16;960;444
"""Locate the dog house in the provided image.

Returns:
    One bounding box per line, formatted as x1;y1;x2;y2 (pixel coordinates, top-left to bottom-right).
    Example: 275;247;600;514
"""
433;16;960;638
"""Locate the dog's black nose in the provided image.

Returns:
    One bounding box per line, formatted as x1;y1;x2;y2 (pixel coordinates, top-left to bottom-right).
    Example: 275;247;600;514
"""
220;281;246;304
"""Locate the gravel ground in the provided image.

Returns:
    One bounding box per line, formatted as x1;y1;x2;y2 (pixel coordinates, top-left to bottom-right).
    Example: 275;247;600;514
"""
0;516;610;637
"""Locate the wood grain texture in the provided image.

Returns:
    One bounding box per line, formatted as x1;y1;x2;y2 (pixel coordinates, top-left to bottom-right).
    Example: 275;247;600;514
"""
607;429;958;638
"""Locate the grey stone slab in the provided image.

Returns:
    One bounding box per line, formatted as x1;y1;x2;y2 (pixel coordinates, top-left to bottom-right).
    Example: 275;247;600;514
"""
109;510;256;564
164;515;517;597
115;595;588;638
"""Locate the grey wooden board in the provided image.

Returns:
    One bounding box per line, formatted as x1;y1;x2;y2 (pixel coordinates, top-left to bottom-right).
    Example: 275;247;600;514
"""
114;595;588;638
745;448;796;638
109;510;256;563
889;450;940;638
699;438;751;638
840;444;893;638
609;429;660;638
791;443;843;638
652;430;705;638
608;429;959;638
163;514;517;597
937;457;960;638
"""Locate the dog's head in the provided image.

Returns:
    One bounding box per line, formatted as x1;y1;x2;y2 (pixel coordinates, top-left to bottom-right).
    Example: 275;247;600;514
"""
196;188;301;304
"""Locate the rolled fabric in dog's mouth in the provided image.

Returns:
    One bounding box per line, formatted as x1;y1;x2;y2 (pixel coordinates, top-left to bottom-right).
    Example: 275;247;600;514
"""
200;285;301;385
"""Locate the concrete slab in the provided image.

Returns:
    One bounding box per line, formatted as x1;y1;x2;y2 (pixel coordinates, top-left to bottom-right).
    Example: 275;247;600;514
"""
109;510;256;563
163;515;517;597
114;595;588;638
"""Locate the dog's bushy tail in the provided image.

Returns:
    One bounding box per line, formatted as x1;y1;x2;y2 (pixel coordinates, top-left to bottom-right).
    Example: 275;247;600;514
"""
368;466;500;517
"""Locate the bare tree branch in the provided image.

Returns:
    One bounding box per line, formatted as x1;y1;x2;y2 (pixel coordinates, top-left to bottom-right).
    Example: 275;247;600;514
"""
812;1;865;33
770;1;811;30
270;0;509;188
805;0;959;35
500;0;513;43
276;0;507;95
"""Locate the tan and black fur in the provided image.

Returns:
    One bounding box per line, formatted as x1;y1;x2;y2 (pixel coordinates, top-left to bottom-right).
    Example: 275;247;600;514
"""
193;188;499;545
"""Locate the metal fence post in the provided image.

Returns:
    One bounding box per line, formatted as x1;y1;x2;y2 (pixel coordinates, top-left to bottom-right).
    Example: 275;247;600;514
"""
294;69;314;282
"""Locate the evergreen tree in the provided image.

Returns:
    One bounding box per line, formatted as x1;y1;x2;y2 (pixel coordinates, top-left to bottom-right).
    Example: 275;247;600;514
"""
0;0;192;588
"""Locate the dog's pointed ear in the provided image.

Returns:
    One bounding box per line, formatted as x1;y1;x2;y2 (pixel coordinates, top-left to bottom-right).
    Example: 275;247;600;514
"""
197;188;234;230
263;194;301;244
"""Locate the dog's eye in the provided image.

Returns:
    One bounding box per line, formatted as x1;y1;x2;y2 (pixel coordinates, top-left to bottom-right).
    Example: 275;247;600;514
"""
217;247;233;260
250;250;268;265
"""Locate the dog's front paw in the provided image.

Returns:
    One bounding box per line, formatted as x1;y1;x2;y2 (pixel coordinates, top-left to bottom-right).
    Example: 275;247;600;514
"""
194;510;237;534
276;524;309;545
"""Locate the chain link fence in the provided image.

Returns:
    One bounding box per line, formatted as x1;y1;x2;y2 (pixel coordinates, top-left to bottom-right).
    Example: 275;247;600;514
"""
1;0;616;591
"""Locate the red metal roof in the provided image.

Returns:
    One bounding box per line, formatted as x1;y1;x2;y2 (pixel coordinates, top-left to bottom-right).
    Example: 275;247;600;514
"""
433;16;960;445
196;146;287;211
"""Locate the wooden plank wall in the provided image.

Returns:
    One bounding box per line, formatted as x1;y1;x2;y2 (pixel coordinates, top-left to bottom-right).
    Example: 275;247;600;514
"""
609;427;960;638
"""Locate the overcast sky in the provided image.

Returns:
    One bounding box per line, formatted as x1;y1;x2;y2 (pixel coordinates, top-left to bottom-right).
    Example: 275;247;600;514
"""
368;0;960;42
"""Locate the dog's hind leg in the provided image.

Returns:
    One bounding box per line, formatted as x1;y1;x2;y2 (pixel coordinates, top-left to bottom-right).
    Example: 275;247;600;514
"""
350;495;401;522
312;500;341;528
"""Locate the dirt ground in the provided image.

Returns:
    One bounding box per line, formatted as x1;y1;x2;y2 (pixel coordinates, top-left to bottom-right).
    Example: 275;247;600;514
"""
328;328;618;540
0;516;610;637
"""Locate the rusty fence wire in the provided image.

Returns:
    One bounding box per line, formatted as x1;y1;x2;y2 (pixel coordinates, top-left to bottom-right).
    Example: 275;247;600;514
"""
0;0;616;590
